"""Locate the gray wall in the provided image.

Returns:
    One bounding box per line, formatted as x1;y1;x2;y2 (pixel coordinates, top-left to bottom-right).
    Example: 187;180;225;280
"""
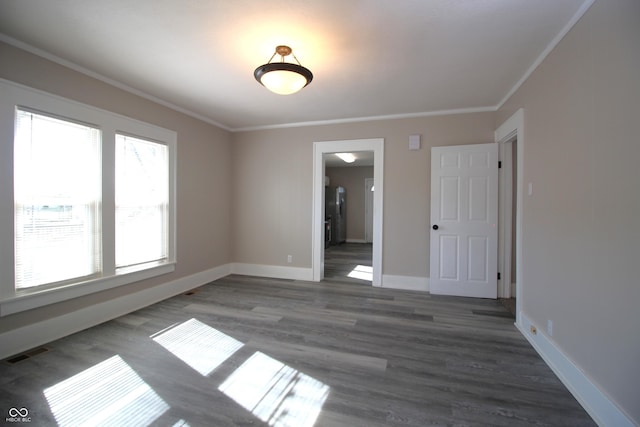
496;0;639;421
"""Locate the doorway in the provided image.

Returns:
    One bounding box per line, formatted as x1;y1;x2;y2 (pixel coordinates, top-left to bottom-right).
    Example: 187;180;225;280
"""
323;160;374;283
312;139;384;286
495;109;524;324
498;137;517;314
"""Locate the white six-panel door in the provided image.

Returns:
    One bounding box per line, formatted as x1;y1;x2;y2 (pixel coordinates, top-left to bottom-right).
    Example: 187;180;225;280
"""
430;143;498;298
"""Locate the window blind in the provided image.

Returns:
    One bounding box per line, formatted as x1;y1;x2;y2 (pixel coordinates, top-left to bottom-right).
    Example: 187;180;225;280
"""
115;134;169;268
14;109;102;289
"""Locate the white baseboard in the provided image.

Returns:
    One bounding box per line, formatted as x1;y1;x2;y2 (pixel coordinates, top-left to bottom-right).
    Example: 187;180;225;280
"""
231;263;313;282
517;313;635;427
0;263;232;360
345;239;368;244
381;274;429;292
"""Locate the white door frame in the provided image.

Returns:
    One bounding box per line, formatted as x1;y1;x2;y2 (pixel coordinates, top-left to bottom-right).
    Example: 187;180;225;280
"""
312;138;384;286
364;177;374;243
495;108;524;325
498;140;514;299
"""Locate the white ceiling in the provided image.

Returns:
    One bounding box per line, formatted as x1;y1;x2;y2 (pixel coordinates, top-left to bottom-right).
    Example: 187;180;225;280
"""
0;0;589;131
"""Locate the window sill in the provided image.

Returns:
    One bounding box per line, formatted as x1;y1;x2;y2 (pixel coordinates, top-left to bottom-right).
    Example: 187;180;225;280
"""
0;262;176;317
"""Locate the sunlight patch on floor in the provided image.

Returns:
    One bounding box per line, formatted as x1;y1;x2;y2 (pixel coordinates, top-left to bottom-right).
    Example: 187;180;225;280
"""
43;355;168;427
347;264;373;281
151;318;244;376
219;351;330;427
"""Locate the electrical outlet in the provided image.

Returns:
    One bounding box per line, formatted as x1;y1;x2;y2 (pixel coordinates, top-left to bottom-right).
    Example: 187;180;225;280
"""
287;255;293;263
530;325;537;335
547;320;553;337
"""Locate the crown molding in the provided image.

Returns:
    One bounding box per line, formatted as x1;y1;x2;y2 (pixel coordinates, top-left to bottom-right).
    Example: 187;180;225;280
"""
0;33;232;132
496;0;596;110
231;106;497;132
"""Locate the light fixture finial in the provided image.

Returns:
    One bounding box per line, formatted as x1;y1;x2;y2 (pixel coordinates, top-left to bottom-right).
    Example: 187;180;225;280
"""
275;45;292;57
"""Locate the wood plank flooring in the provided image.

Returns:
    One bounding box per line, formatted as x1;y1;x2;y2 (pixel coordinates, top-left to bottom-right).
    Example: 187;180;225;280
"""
324;243;373;285
0;244;595;426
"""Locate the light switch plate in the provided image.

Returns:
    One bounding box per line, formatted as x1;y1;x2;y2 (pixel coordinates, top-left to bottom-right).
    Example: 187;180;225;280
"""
409;134;421;150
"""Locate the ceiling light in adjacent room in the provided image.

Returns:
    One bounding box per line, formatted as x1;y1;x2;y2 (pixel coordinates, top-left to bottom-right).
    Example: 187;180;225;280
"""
254;45;313;95
335;153;356;163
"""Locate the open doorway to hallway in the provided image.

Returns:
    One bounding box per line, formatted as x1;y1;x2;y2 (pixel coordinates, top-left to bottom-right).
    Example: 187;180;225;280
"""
312;139;384;286
499;138;518;316
495;108;524;323
322;152;374;284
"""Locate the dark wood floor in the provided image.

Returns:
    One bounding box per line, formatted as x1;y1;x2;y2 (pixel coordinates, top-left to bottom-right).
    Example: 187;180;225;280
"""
1;244;595;426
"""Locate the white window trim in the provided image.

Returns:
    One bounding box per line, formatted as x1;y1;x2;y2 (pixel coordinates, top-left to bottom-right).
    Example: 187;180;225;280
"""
0;78;177;317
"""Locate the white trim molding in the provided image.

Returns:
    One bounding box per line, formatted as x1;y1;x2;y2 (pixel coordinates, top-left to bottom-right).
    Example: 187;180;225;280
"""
230;263;313;282
0;0;595;134
0;264;232;360
517;313;635;427
0;34;232;132
234;107;496;132
0;78;179;316
381;275;429;292
0;263;176;317
496;0;596;109
495;108;524;326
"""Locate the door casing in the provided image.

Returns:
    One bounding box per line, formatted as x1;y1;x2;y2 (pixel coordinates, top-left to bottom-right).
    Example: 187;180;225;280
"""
364;177;374;243
495;108;524;325
312;139;384;286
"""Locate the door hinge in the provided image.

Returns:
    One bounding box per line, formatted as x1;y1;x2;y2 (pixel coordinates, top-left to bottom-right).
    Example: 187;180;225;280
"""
498;272;501;280
498;161;502;169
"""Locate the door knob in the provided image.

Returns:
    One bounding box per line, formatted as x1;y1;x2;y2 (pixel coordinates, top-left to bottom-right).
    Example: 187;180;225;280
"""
432;224;439;230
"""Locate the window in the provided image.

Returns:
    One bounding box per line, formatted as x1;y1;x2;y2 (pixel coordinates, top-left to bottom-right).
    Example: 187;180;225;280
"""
0;79;176;316
115;134;169;269
14;110;102;289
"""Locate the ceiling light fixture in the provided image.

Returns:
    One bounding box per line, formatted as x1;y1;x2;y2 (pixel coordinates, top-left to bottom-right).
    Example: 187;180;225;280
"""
335;153;356;163
254;45;313;95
